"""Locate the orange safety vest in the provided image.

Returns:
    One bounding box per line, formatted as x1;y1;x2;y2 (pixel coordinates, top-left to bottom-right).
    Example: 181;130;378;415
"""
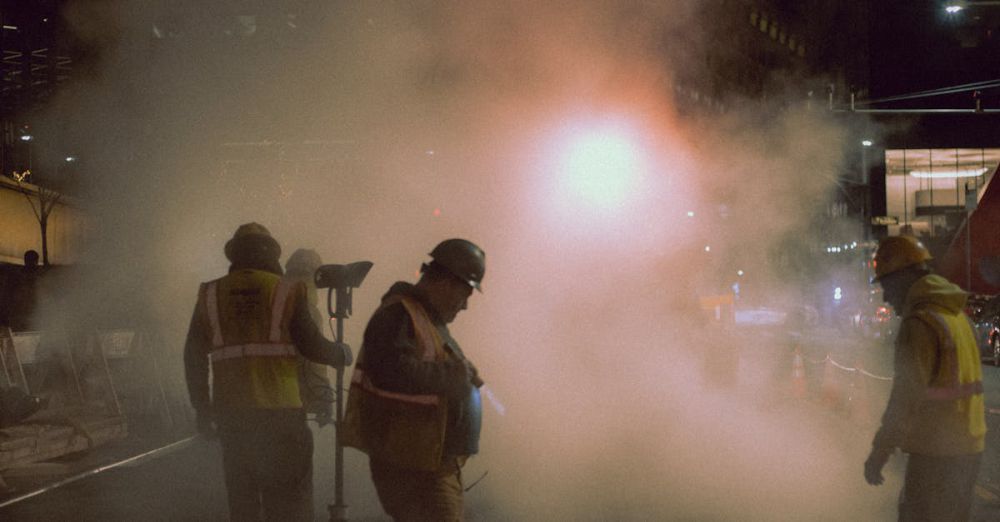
341;294;449;471
905;308;986;455
200;269;303;409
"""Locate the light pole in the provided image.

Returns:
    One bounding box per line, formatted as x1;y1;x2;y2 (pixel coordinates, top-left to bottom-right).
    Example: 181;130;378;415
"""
861;139;873;242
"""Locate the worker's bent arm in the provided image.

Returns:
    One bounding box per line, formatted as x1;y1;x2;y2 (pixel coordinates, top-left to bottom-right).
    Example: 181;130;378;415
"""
290;288;350;368
871;317;936;449
183;286;212;414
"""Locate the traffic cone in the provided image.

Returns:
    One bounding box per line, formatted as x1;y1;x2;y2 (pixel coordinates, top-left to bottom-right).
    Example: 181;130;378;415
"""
791;345;807;399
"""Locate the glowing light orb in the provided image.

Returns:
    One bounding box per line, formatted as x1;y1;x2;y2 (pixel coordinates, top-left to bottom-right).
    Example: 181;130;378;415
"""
559;126;645;210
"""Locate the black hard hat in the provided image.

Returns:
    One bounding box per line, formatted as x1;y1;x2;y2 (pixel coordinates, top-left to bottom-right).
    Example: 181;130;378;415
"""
224;222;281;262
429;238;485;291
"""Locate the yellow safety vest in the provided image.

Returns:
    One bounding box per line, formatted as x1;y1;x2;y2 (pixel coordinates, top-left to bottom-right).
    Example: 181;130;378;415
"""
905;307;986;455
342;294;449;471
200;269;303;409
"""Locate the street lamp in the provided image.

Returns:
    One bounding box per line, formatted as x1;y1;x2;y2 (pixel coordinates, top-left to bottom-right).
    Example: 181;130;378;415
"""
945;1;1000;13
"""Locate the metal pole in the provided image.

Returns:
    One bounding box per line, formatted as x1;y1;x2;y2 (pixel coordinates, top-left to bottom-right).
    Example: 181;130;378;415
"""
328;286;349;522
967;208;973;291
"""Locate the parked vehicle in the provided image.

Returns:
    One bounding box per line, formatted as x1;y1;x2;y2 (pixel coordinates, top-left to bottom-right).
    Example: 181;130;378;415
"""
966;294;1000;367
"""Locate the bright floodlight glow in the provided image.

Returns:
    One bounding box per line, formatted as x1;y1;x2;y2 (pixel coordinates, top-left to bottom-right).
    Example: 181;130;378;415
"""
686;211;695;217
861;139;873;147
704;245;711;252
910;167;988;179
946;5;964;13
737;270;744;277
19;135;32;142
558;122;645;210
65;156;76;162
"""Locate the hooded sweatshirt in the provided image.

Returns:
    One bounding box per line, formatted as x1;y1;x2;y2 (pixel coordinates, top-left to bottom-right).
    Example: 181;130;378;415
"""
872;274;986;455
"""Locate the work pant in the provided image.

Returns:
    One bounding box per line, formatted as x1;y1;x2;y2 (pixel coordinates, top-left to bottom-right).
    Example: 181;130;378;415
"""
369;456;465;522
899;452;982;522
217;409;314;522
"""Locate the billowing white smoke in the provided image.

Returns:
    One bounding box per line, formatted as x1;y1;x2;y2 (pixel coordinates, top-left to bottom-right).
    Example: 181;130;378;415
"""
29;1;897;519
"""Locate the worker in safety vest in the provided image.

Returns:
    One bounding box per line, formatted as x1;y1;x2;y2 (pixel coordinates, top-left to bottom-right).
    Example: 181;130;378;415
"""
864;235;985;522
284;248;335;427
342;238;485;522
184;223;352;522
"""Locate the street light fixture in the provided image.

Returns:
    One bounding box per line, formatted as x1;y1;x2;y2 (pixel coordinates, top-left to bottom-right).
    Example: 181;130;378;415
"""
945;1;1000;13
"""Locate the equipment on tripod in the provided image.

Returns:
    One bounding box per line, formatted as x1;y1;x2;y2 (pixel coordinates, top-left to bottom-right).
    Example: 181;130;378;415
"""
315;261;372;522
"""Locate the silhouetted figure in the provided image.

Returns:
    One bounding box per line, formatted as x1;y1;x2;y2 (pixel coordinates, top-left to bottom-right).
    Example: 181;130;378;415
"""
2;250;42;330
184;223;352;521
283;248;335;427
343;239;486;522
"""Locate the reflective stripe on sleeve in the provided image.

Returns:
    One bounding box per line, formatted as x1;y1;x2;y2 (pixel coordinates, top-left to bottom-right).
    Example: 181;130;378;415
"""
350;368;440;406
209;343;297;362
270;280;293;343
205;282;224;348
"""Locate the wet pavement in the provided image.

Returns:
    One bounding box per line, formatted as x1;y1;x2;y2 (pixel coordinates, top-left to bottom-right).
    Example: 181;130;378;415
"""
1;328;999;520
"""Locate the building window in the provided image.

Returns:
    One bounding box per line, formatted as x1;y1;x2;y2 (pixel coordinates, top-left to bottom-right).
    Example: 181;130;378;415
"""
750;10;758;26
779;31;787;44
797;44;805;56
759;16;768;33
770;25;778;40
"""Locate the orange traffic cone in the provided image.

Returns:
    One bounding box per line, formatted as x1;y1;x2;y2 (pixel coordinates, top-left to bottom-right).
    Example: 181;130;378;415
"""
791;345;807;399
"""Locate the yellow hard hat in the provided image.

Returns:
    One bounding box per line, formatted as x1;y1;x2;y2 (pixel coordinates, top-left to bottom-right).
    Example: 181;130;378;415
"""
873;235;932;281
224;222;281;262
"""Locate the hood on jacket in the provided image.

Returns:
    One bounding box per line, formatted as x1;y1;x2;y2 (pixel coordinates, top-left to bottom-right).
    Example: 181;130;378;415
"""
382;281;417;303
380;281;445;324
903;274;969;316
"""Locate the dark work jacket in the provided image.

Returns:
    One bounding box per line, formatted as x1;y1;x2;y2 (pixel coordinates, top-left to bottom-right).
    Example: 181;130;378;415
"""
360;282;481;456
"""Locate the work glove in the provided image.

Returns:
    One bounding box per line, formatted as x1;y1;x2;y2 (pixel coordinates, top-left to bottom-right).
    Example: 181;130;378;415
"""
195;408;216;440
864;446;892;486
315;401;334;428
330;341;353;368
466;360;484;388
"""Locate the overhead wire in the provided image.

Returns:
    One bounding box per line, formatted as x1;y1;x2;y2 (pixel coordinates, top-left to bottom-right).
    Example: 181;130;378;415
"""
857;79;1000;106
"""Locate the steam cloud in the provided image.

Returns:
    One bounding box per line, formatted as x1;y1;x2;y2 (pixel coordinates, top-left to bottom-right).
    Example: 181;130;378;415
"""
24;1;899;519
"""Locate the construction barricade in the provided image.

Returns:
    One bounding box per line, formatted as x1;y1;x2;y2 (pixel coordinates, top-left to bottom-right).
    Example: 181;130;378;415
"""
786;341;893;427
0;328;133;490
81;329;175;429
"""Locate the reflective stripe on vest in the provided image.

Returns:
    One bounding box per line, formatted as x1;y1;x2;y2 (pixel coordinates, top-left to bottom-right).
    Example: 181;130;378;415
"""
209;343;297;363
205;281;224;348
348;295;443;405
204;278;297;362
918;310;983;402
269;280;293;343
350;368;440;405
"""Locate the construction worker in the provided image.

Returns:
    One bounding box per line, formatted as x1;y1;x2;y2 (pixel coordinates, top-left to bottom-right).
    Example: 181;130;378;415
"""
342;238;486;522
864;235;985;522
184;223;352;522
284;248;335;426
